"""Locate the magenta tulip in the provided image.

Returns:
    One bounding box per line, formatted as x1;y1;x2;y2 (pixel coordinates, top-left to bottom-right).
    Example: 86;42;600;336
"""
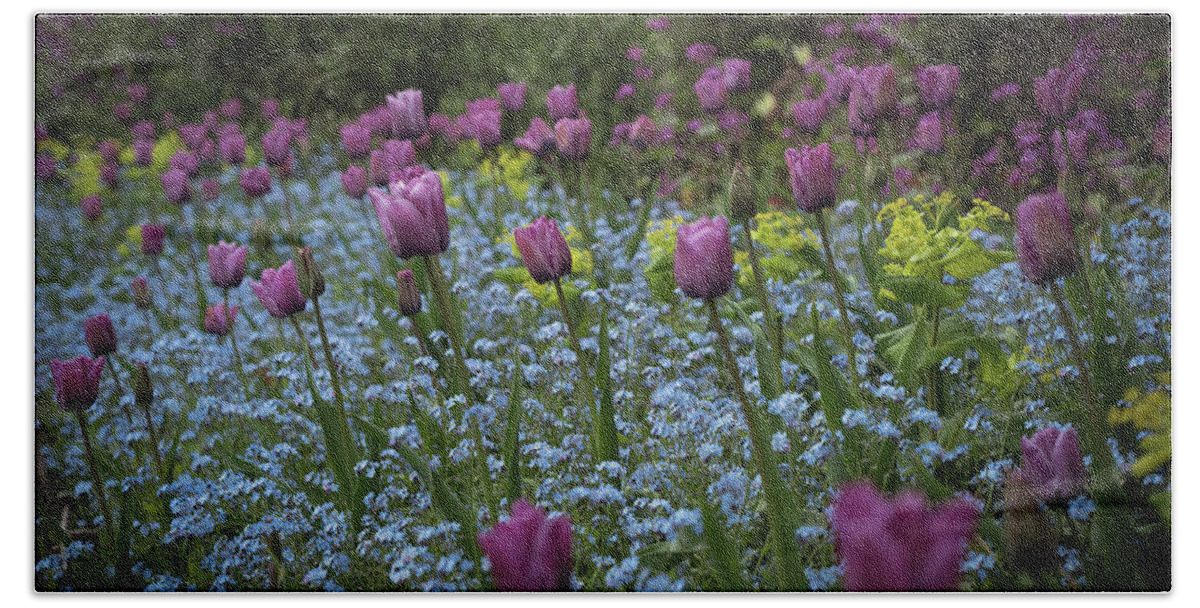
1019;427;1087;502
49;356;106;413
785;143;838;213
477;500;574;592
141;224;166;256
498;82;527;114
341;166;368;198
239;166;272;199
514;217;573;284
546;84;580;122
1014;191;1077;284
251;261;307;318
673;216;733;301
388;89;427;140
208;241;248;289
80;194;102;222
84;313;117;357
203;303;239;336
554;117;592;161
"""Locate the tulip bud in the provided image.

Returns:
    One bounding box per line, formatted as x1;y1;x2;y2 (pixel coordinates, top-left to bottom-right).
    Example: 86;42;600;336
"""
134;361;154;409
202;179;220;201
80;194;103;222
388;89;428;140
498;82;527;114
98;140;120;164
239;166;272;199
341;166;368;198
84;313;117;357
133;138;154;167
161;168;192;204
514;217;573;284
339;123;371;159
673;216;733;301
219;132;247;166
914;64;960;110
546;84;580;122
554;117;592;161
785;143;838;213
1014;191;1077;284
141;223;166;257
1034;67;1086;122
204;303;239;336
295;246;326;299
914;111;945;155
133;276;153;309
728;162;757;222
693;74;728;114
261;128;291;167
1019;426;1087;503
100;163;120;188
49;356;106;413
179;124;207;151
396;269;422;317
261;98;280;121
792;98;830;135
722;58;752;92
477;500;574;591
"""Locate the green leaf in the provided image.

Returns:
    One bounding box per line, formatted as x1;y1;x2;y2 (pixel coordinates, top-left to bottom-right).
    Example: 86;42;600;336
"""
793;307;863;481
699;500;745;591
504;370;523;504
593;301;619;462
940;239;1014;280
919;335;1015;393
726;300;782;400
880;275;968;309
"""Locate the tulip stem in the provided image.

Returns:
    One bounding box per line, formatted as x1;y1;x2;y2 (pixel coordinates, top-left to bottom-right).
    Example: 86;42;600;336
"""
740;219;785;364
74;409;115;553
814;210;861;391
706;298;804;590
224;289;251;400
1048;283;1111;470
106;364;135;425
554;278;615;462
423;254;472;398
311;295;345;409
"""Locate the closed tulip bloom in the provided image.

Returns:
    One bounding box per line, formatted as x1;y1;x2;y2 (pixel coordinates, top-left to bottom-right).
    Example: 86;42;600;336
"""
627;115;659;150
141;223;166;256
132;120;156;140
1019;427;1087;502
722;58;752;92
673;216;733;300
394;170;449;249
160;169;192;204
169;150;200;176
98;139;121;164
36;155;57;180
127;83;148;103
686;42;718;64
368;149;395;186
203;304;239;336
220;98;242;119
50;356;106;413
341;166;368;198
1051;128;1089;173
84;313;117;357
915;64;961;110
179;124;207;150
396;269;422;317
219;132;247;165
260;128;290;167
81;194;103;222
614;83;636;102
370;184;447;260
477;500;574;592
498;82;527;113
785;143;838;213
468;109;503;149
133;138;154;167
1034;67;1086;122
132;277;152;309
339;123;371;159
202;179;220;201
554;117;592;161
514;217;573;284
251;260;307;318
207;241;248;289
387;89;427;140
914;111;945;154
830;482;979;591
852;65;898;122
99;163;119;188
113;103;132;122
514;117;556;158
693;74;728;114
384;139;417;170
261;98;280;121
1014;191;1077;284
546;84;580;122
792;98;830;135
239;166;272;199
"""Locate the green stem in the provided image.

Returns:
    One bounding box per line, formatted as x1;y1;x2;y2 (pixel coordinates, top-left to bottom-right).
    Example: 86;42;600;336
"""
74;409;116;554
814;210;862;391
1048;284;1113;473
423;254;472;398
554;278;615;462
706;299;805;591
224;289;251;400
311;295;345;408
928;306;942;415
741;218;785;364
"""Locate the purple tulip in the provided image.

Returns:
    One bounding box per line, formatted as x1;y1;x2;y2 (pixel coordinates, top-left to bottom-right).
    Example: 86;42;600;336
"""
498;82;527;114
133;138;154;167
546;84;580;122
785;143;838;213
261;98;281;121
340;123;371;159
633;65;654;80
830;482;979;591
1051;129;1089;173
80;194;102;221
655;93;674;110
133;277;152;310
179;124;207;150
1019;427;1087;502
673;216;733;301
915;64;960;110
477;499;574;592
387;89;427;140
914;111;945;154
160;169;192;204
132;120;155;140
141;223;165;256
467;109;503;149
98;140;120;164
395;269;422;317
1033;67;1086;122
627;115;659;150
341;166;368;198
851;65;898;123
515;117;556;158
99;163;119;189
368;149;394;187
239;166;272;199
202;179;220;201
686;42;717;64
208;241;248;289
614;83;636;102
261;128;291;167
514;217;573;284
427;113;453;139
694;74;728;114
127;83;148;103
646;17;669;31
220;98;242;119
49;356;106;413
792;98;829;135
385;139;417;170
554;117;591;161
203;304;239;336
113;103;132;122
35;155;57;180
251;260;307;318
169;150;200;176
84;313;117;357
722;58;752;92
370;170;449;260
991;82;1021;101
1014;191;1077;284
219;132;246;166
